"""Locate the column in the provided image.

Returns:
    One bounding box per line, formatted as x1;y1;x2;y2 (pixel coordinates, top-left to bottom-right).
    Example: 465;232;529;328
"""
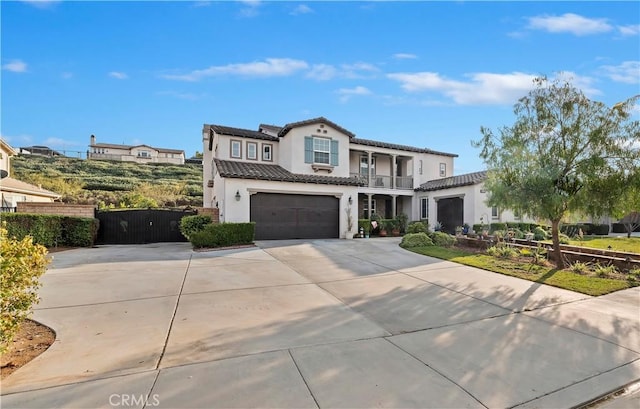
391;195;397;219
392;155;397;189
367;193;373;219
367;151;373;187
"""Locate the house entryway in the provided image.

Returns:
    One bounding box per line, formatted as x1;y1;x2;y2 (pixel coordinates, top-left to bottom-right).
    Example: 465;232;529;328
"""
250;192;339;240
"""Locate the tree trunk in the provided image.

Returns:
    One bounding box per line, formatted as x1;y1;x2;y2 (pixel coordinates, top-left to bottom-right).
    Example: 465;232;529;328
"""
551;219;565;268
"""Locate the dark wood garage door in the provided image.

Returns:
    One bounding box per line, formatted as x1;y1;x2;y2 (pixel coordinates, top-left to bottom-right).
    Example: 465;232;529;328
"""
250;193;339;240
436;197;463;235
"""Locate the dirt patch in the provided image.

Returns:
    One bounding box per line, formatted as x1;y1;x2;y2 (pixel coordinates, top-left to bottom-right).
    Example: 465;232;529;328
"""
1;319;55;379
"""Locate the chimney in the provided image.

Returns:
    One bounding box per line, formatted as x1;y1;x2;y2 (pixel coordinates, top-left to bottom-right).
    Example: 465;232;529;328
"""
90;134;96;146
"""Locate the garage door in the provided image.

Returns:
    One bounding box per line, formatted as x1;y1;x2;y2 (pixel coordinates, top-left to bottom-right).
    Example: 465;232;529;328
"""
437;197;463;235
250;193;339;240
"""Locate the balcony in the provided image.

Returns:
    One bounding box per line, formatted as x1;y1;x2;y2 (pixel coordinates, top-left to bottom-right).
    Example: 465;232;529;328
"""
351;173;413;190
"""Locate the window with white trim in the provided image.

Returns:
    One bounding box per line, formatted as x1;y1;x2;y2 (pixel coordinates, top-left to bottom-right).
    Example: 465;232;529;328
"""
420;197;428;220
313;137;331;164
230;140;241;159
491;206;499;219
363;199;376;219
247;142;257;160
138;150;151;158
439;163;446;177
262;144;272;161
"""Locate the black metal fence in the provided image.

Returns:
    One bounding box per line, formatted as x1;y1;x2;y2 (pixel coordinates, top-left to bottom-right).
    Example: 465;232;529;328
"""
96;209;196;244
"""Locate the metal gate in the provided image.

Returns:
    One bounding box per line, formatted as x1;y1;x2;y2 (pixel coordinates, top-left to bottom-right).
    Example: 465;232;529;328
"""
96;209;196;244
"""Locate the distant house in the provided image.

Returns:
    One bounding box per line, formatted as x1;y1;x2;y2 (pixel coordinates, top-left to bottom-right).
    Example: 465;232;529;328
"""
88;135;185;165
1;139;60;210
18;145;63;157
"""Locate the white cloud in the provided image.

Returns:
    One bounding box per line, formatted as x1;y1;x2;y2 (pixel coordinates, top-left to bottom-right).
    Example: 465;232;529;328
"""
2;59;28;73
336;86;372;103
162;58;309;81
108;71;129;80
618;24;640;37
601;61;640;84
392;53;418;60
306;64;339;81
388;71;601;105
20;0;61;9
238;0;261;18
291;4;313;15
527;13;612;36
306;62;379;81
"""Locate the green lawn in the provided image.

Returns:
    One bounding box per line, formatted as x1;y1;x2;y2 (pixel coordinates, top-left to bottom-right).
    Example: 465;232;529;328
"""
562;237;640;253
407;246;637;296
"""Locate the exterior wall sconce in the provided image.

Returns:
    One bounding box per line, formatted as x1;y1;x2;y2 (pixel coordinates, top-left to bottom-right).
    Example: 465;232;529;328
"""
348;196;353;205
215;201;219;208
235;190;241;201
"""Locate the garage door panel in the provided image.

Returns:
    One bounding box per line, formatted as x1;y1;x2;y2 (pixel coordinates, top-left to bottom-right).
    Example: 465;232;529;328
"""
251;193;339;240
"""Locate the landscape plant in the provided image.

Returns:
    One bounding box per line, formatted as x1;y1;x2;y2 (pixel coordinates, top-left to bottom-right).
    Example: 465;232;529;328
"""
399;232;433;248
474;76;639;267
189;222;255;248
179;215;213;240
0;225;50;353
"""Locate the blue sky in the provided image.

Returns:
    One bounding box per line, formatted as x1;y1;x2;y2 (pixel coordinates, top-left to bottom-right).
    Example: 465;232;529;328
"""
2;1;639;174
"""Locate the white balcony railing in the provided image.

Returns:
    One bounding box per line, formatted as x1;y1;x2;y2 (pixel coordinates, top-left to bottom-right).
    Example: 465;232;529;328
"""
351;173;413;189
395;176;414;190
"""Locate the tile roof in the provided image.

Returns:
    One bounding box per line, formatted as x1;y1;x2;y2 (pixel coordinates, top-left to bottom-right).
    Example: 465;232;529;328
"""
278;117;356;138
258;124;282;133
0;177;61;198
209;125;279;141
214;159;364;186
351;138;458;157
416;170;488;192
91;143;184;154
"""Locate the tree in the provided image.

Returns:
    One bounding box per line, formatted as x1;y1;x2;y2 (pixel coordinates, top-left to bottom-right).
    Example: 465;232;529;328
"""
474;76;639;267
612;181;640;238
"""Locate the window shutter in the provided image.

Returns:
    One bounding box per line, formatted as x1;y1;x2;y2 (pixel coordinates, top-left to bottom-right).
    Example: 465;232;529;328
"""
330;140;339;166
304;136;313;163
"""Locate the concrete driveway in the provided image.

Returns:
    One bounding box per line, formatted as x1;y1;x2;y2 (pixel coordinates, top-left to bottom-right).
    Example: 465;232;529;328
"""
2;238;639;408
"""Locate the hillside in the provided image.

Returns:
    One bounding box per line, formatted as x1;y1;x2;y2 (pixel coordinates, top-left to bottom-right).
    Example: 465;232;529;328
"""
11;155;203;208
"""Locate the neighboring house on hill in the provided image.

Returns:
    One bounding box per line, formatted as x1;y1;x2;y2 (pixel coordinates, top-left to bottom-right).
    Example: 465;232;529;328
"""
1;139;60;211
18;145;64;157
88;135;185;164
203;117;459;239
416;170;535;233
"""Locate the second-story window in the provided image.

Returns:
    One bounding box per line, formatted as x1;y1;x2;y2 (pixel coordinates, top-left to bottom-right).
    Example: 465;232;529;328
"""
313;137;331;164
360;156;375;176
491;206;499;219
230;140;242;159
262;144;272;161
439;163;446;177
247;142;257;160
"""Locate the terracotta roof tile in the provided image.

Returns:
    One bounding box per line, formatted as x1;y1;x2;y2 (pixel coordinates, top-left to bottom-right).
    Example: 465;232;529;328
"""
351;138;457;157
209;125;279;141
278;117;356;138
416;171;487;191
214;159;364;186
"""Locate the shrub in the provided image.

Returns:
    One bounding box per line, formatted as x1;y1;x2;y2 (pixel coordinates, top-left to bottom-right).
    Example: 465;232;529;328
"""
189;222;255;248
407;221;428;234
395;213;408;233
569;261;590;274
0;225;50;353
492;230;505;241
533;226;548;241
358;219;370;235
2;213;98;247
487;244;518;259
594;264;618;278
559;233;571;244
490;222;507;233
508;228;525;240
399;232;433;248
431;231;456;247
179;215;212;240
591;224;610;235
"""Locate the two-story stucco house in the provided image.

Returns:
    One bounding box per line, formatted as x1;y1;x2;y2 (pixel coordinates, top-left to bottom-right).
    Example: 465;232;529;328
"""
202;117;463;239
88;135;185;165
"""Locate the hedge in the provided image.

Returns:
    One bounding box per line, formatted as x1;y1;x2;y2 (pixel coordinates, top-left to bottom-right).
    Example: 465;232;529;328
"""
400;232;433;248
2;213;99;247
179;215;212;240
189;222;255;248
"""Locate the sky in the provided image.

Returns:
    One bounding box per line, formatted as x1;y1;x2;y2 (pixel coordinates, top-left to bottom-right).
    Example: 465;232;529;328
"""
2;0;639;175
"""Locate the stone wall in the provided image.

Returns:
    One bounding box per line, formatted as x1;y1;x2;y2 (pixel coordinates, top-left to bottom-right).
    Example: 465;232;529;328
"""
17;202;96;219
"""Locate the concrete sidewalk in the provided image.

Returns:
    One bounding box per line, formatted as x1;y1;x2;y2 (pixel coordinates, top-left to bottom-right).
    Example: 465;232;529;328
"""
2;239;639;408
